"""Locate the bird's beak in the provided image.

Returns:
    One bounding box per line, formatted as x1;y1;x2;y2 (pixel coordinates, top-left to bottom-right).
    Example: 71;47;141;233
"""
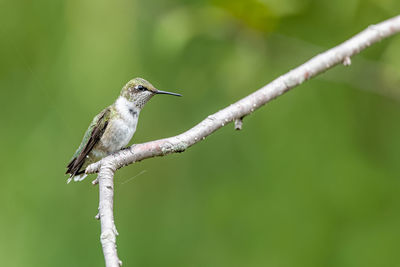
155;90;182;97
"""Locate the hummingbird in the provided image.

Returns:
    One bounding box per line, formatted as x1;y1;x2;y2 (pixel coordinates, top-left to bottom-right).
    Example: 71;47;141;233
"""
66;77;181;183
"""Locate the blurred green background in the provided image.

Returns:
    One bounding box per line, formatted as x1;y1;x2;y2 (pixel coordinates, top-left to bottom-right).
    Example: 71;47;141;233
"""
1;0;400;266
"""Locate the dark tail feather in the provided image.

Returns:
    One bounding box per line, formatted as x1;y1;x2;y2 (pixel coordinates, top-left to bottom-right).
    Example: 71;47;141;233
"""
66;158;76;174
66;157;85;176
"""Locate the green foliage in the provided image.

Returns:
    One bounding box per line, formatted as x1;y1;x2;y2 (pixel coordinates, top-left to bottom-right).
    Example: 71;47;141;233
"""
1;0;400;266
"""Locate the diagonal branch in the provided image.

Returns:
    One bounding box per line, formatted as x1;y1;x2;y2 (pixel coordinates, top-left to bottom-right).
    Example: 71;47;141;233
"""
86;15;400;267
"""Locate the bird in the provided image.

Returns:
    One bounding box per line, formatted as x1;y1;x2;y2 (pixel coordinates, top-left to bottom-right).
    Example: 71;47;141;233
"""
66;77;181;183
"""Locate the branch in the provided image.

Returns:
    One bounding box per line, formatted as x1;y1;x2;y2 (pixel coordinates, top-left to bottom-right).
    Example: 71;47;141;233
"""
97;161;122;266
86;15;400;267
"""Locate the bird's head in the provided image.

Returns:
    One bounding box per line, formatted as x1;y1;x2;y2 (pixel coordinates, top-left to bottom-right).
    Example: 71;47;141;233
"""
120;77;181;108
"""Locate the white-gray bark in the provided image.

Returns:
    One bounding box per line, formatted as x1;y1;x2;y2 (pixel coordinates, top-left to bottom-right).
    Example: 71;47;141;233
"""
97;161;122;266
86;15;400;267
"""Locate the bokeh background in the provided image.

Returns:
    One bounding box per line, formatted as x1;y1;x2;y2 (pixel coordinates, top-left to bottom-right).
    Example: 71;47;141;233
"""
1;0;400;266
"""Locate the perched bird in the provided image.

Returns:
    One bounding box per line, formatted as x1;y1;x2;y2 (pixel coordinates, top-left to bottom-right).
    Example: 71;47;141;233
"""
66;77;181;183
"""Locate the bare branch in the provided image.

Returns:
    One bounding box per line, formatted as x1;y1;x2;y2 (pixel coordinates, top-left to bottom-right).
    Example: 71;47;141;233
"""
87;15;400;267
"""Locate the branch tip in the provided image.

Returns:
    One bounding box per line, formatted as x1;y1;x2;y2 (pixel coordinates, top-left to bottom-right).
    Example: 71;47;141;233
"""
234;118;243;130
343;56;352;66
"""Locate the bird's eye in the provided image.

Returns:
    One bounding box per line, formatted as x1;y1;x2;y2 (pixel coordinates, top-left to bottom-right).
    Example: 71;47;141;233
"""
135;85;147;91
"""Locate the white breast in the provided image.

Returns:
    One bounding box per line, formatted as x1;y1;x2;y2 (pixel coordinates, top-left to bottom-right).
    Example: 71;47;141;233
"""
99;97;140;154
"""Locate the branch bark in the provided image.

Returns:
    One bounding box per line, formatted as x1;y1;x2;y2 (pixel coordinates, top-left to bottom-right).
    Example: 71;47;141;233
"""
97;161;121;267
86;15;400;267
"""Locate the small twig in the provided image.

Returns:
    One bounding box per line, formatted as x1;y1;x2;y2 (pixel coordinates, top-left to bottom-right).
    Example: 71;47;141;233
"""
234;117;244;130
343;56;352;66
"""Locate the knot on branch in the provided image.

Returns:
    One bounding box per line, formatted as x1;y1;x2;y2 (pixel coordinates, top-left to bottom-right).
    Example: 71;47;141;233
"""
343;56;352;66
234;117;243;130
100;229;117;243
160;141;188;155
87;156;119;175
